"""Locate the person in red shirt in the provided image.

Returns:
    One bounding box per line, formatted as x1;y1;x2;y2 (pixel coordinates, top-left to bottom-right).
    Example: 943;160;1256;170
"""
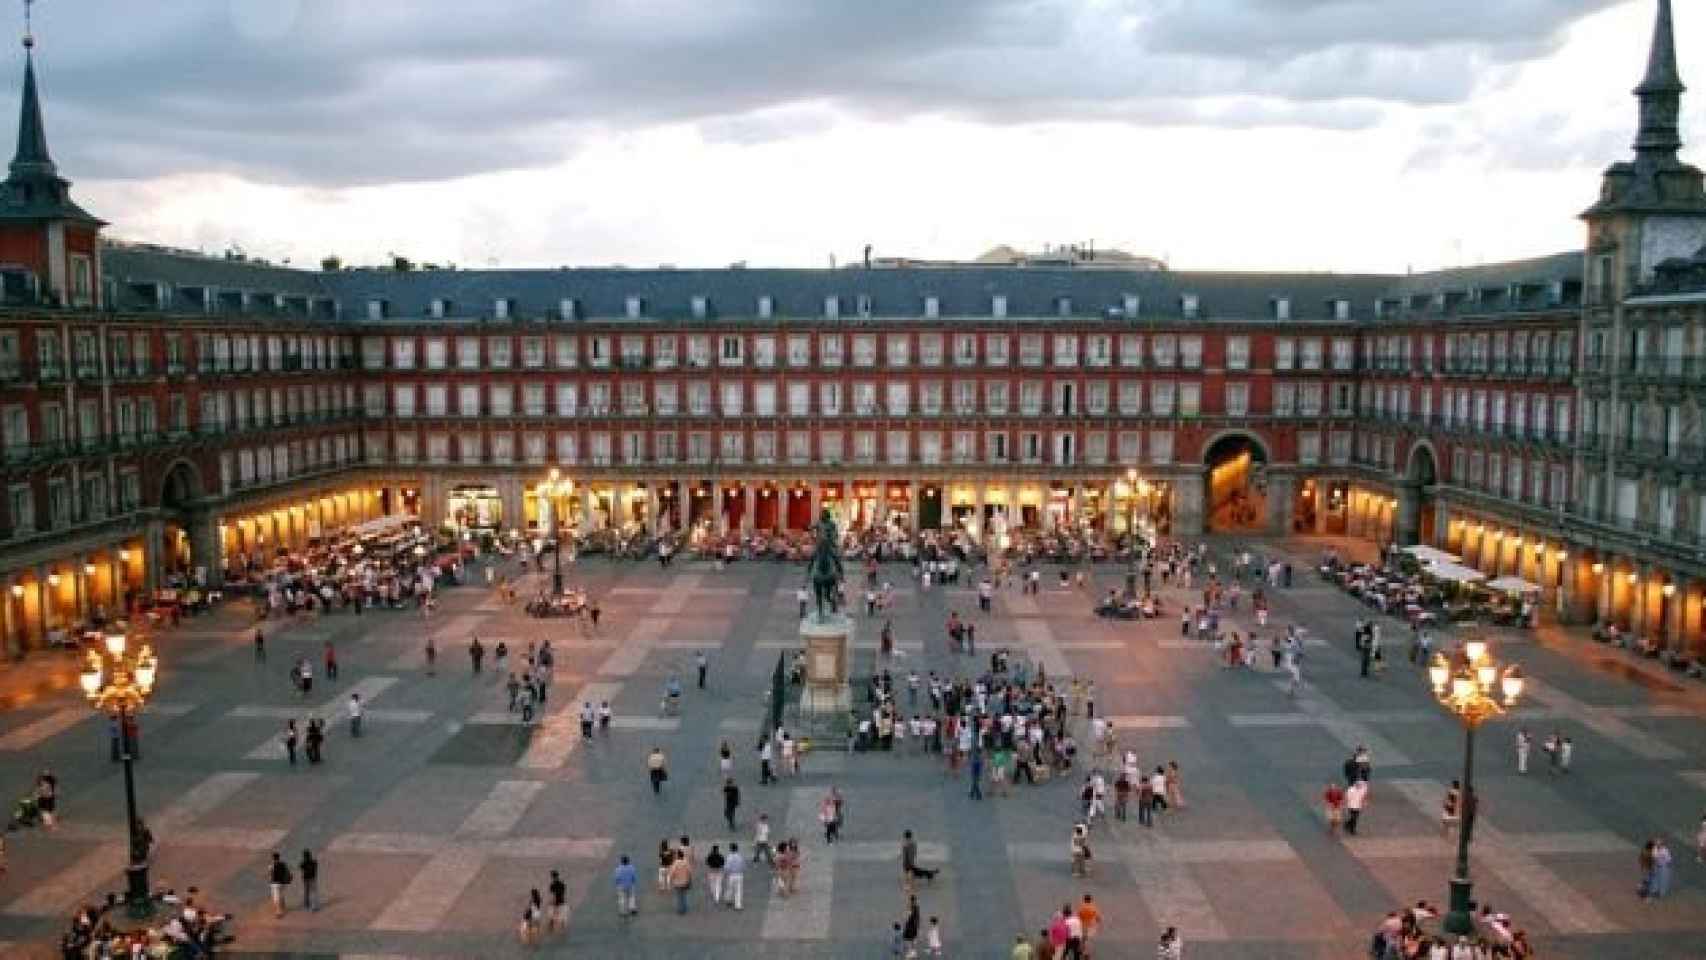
1323;781;1346;834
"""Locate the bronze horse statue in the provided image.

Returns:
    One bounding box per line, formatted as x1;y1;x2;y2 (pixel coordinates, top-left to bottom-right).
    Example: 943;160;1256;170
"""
807;508;844;620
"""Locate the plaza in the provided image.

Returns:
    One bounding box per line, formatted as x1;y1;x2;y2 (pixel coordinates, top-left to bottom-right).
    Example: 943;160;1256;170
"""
0;535;1701;958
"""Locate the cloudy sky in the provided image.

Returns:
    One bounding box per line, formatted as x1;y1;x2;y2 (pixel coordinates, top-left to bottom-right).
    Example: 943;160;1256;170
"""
13;0;1701;272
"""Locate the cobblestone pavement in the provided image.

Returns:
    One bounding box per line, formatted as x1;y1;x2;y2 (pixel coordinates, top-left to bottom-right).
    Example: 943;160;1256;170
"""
0;538;1702;959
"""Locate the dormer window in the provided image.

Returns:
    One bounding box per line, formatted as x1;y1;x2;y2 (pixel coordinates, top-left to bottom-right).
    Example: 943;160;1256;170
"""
757;295;773;319
367;298;388;321
923;295;939;319
824;295;840;319
992;294;1007;318
1181;294;1200;319
1272;298;1291;321
856;294;872;317
430;298;450;319
1055;296;1072;317
1332;299;1350;321
1122;294;1141;318
494;298;515;320
691;295;709;319
558;298;578;321
626;296;643;319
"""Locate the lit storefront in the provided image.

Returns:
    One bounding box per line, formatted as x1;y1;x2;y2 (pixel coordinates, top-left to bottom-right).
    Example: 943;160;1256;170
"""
448;485;503;531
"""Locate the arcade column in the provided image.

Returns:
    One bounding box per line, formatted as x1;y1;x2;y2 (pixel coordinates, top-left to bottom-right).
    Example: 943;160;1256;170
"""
143;520;166;593
1395;486;1421;547
1265;474;1295;536
1173;473;1206;537
189;510;224;589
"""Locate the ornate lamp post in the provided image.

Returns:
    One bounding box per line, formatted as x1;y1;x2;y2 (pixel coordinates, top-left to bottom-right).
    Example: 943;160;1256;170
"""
1427;634;1524;934
541;468;574;595
79;631;160;918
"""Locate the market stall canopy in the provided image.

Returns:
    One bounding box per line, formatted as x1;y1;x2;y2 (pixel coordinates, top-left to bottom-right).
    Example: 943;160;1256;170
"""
1425;562;1487;584
1402;545;1461;565
1486;576;1542;595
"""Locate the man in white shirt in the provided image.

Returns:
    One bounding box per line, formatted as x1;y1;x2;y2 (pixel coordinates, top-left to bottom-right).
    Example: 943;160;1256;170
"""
722;843;746;910
1344;780;1369;835
347;693;363;737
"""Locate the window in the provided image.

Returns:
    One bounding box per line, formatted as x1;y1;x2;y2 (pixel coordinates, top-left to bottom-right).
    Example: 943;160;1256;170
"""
753;431;776;464
854;431;877;463
1019;334;1044;367
393;338;416;370
920;381;944;415
455;337;480;369
621;382;646;415
987;431;1009;463
458;384;481;417
522;337;546;369
1148;430;1173;464
820;334;843;368
1331;338;1355;370
720;382;744;416
1226;336;1250;371
554;335;578;368
920;334;944;367
1053;334;1079;367
886;382;910;416
687;432;709;463
919;431;942;465
393;385;416;418
986;334;1009;366
654;381;678;416
70;253;92;307
653;336;678;369
1118;381;1142;415
1119;334;1144;368
1020;381;1043;416
887;334;911;368
787;382;810;416
820;431;843;463
1180;336;1203;370
688;382;711;415
753;336;776;368
1298;431;1321;465
1151;381;1176;417
819;381;842;416
1087;381;1109;415
490;385;514;417
486;337;514;370
717;336;743;366
854;382;877;415
1225;383;1249;416
523;384;546;416
555;383;578;416
953;380;978;415
787;431;811;464
1152;335;1177;369
754;382;777;416
787;336;811;367
655;431;678;463
1179;382;1201;417
1087;335;1112;367
687;336;711;368
955;334;978;366
853;335;877;367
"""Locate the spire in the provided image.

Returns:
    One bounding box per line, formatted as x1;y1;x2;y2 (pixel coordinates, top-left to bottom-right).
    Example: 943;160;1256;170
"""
10;45;54;178
1634;0;1685;162
0;3;100;225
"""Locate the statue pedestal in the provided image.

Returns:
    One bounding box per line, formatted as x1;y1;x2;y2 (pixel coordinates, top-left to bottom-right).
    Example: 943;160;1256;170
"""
800;613;853;717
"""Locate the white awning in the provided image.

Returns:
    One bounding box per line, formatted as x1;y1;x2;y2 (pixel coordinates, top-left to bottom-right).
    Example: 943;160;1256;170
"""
1425;562;1487;585
1402;545;1461;565
1486;576;1541;595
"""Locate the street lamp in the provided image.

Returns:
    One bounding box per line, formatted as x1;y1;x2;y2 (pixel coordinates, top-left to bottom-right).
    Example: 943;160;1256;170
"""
79;631;160;918
540;468;574;595
1427;634;1524;935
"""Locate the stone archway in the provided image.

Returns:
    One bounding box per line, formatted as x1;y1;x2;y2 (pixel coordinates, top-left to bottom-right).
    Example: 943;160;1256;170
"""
156;459;218;586
1400;441;1439;546
1203;432;1270;532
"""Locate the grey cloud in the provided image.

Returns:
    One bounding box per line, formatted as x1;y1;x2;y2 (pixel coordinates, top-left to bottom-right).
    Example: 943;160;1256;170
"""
16;0;1635;187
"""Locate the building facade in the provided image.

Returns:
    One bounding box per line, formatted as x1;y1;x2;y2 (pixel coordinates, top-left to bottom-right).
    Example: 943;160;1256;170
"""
3;1;1706;661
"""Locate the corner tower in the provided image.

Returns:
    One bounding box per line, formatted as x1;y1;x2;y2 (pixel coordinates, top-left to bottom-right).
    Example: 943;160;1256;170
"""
1582;0;1706;302
0;27;103;307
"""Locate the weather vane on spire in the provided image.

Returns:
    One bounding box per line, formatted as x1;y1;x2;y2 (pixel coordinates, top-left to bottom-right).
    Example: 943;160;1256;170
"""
21;0;33;50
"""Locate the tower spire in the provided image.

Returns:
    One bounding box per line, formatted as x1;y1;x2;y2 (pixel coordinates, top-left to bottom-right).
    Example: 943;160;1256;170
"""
1634;0;1685;163
0;1;100;226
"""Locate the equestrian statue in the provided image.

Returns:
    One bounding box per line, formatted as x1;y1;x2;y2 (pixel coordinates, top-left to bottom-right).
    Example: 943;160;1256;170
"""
807;507;845;621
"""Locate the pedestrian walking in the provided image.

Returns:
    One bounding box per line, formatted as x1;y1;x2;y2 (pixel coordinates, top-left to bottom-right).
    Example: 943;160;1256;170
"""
470;637;485;675
706;844;726;905
647;746;669;795
1651;838;1673;899
968;749;984;800
1515;728;1531;774
758;736;775;784
425;637;437;676
305;719;325;764
1166;760;1185;809
820;790;840;843
599;700;612;734
519;889;543;944
299;849;319;911
901;829;938;887
613;855;639;917
724;843;746;910
1323;781;1345;834
282;720;298;765
927;915;944;957
754;814;775;866
668;849;693;914
580;702;595;741
696;650;708;689
323;641;338;682
1158;925;1183;959
723;777;741;831
267;852;292;917
253;629;265;663
548;869;568;931
902;895;922;955
347;693;363;738
1344;779;1369;835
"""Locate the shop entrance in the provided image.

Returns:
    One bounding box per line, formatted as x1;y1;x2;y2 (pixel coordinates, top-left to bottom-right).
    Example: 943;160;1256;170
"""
919;486;943;530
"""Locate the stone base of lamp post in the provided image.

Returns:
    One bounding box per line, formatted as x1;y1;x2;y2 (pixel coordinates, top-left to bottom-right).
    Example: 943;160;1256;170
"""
125;861;153;919
1443;876;1475;935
